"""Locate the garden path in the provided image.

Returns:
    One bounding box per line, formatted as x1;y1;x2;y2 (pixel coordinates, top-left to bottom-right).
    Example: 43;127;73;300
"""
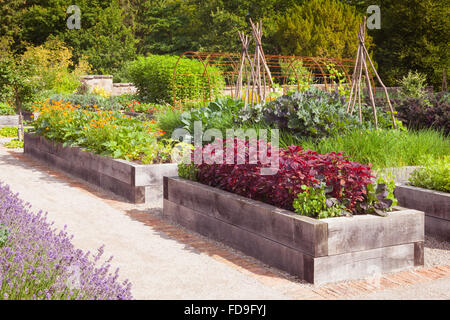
0;145;449;300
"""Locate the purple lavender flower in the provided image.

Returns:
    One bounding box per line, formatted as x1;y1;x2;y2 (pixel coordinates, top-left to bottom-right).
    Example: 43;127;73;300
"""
0;182;133;300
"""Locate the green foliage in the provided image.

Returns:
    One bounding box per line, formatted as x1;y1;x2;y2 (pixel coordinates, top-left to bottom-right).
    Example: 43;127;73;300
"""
21;38;91;94
362;174;397;216
274;0;372;59
131;0;293;55
154;105;184;139
0;53;42;112
239;88;390;141
3;138;24;149
409;156;450;193
0;224;8;248
180;96;244;137
301;128;450;169
293;184;347;219
178;163;198;181
1;0;136;75
0;127;18;138
128;55;225;104
325;62;351;96
367;0;449;88
0;102;15;115
398;71;429;100
278;59;312;91
65;0;136;74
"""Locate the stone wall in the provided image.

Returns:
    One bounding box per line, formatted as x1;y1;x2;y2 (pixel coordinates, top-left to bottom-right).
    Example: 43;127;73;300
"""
80;75;137;96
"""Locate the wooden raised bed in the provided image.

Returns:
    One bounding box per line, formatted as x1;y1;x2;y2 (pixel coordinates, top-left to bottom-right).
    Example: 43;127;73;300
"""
395;185;450;241
0;115;19;127
163;177;425;285
0;112;37;127
24;133;177;203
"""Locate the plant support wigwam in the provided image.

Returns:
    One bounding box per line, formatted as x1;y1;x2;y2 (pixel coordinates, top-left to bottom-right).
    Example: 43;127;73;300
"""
346;17;397;129
235;19;274;106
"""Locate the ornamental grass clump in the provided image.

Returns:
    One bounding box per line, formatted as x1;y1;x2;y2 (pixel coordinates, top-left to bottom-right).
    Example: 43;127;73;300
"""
0;182;133;300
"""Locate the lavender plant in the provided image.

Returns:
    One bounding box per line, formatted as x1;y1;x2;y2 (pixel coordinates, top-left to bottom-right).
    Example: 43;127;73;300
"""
0;182;133;300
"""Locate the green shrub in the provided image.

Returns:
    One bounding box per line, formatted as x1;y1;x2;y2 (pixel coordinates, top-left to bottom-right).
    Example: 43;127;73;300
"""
0;127;17;138
128;55;225;104
301;128;450;169
0;102;15;115
398;71;428;100
409;156;450;193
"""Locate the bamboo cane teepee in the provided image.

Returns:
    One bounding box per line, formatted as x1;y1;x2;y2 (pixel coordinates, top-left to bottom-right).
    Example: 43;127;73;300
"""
346;17;397;129
235;19;274;106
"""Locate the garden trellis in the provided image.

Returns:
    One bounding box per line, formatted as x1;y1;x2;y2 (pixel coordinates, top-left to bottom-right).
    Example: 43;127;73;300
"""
346;17;397;128
172;53;374;107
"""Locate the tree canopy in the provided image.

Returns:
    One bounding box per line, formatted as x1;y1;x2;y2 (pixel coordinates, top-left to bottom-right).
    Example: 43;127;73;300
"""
0;0;446;87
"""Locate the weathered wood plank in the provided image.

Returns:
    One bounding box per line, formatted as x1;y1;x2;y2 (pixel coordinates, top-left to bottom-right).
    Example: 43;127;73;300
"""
324;210;424;256
166;177;328;257
313;243;415;286
0;115;19;127
163;199;309;279
395;185;450;221
23;133;163;203
134;163;178;186
425;215;450;241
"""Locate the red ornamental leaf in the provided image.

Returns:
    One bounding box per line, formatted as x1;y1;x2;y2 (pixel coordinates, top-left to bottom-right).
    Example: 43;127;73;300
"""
195;138;374;213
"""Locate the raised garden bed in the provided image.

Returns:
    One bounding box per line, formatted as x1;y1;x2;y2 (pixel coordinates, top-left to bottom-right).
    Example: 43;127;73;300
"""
0;115;19;127
395;185;450;241
0;113;37;127
163;177;425;285
24;133;177;203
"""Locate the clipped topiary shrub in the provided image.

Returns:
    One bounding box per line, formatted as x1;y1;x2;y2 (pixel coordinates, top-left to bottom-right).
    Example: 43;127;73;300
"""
128;55;225;104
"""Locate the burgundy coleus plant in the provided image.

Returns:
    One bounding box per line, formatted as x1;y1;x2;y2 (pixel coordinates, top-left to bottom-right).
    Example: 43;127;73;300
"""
194;138;374;213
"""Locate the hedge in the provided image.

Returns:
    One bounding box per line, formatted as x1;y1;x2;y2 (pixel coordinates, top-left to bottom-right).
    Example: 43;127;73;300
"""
128;55;225;105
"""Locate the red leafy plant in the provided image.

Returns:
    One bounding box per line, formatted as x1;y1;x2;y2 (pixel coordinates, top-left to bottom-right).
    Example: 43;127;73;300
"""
193;138;374;214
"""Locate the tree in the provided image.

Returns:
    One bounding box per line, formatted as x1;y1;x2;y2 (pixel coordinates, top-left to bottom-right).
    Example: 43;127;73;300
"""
273;0;371;59
131;0;296;55
367;0;449;88
63;1;136;74
0;0;136;75
0;50;42;140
